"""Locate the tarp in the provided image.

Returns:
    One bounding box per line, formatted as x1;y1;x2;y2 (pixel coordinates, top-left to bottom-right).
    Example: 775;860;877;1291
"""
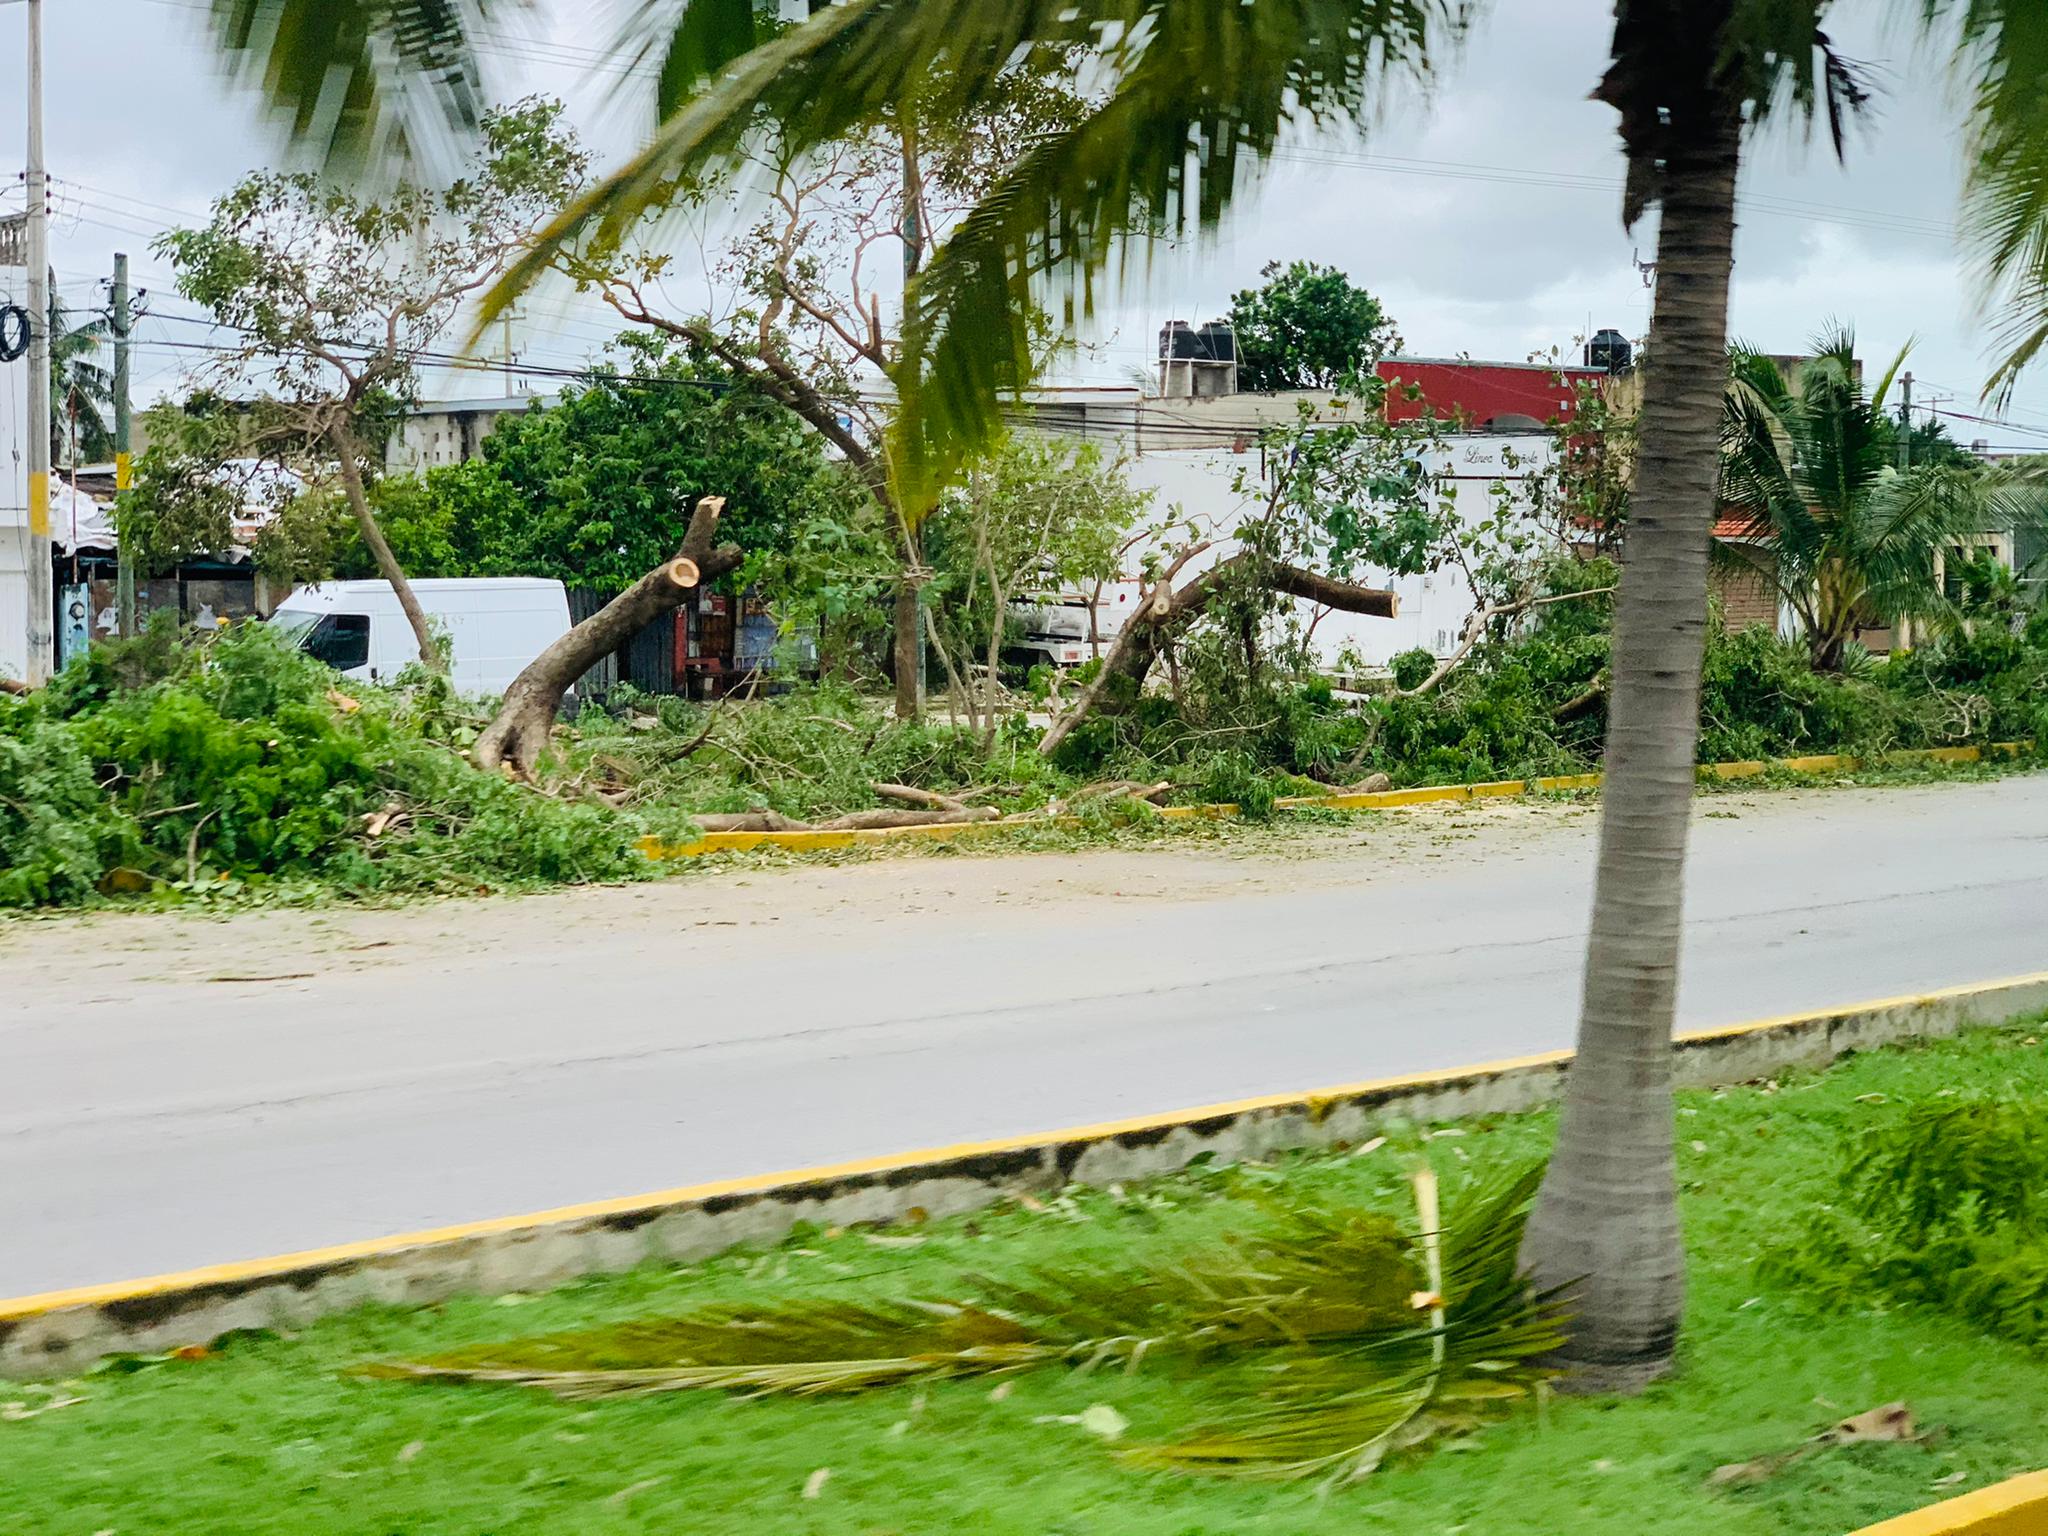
53;460;307;557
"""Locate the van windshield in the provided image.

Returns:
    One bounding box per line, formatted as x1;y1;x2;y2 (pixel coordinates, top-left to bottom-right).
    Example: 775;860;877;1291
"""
269;610;320;644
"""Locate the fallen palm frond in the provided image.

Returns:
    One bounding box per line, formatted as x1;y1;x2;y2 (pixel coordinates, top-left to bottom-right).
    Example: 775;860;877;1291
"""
364;1164;1566;1480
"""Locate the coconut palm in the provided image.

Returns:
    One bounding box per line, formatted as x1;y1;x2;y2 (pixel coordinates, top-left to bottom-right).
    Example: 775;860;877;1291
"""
198;0;1868;1390
1944;7;2048;407
48;295;114;468
1721;329;2045;669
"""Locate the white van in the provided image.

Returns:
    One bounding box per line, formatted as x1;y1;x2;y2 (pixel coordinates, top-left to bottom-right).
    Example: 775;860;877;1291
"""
270;578;573;697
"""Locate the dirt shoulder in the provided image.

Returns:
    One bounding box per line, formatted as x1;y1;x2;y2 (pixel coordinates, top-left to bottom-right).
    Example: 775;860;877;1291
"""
0;796;1598;1004
0;772;1973;1005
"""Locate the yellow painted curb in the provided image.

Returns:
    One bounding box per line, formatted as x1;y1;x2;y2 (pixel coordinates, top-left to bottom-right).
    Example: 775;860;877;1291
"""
5;969;2046;1338
1847;1470;2048;1535
639;743;2033;861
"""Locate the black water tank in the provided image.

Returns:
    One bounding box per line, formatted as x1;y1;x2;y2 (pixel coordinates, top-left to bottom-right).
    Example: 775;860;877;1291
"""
1160;320;1199;359
1194;320;1236;364
1586;328;1633;374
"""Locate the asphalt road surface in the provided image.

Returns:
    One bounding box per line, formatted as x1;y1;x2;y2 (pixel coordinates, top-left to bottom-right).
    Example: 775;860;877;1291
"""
4;776;2044;1297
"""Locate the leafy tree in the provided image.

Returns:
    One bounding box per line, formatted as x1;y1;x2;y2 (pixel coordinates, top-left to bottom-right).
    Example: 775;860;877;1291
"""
528;79;1087;721
113;403;257;577
154;98;587;668
1876;412;1978;471
921;436;1146;741
1721;330;2047;670
394;340;865;592
1227;260;1399;393
245;338;869;611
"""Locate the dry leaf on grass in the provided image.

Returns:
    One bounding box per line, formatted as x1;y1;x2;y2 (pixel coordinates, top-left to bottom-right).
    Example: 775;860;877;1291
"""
1709;1402;1924;1488
1827;1403;1917;1444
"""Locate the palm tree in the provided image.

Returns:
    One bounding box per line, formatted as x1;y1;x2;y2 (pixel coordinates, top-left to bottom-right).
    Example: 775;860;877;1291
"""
1720;329;2044;669
48;294;114;468
200;0;1864;1390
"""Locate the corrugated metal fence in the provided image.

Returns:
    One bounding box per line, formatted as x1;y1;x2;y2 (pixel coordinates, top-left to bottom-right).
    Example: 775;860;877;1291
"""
569;588;677;701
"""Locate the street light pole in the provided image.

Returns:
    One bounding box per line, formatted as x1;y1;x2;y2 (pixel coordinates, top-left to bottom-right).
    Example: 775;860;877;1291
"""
22;0;53;683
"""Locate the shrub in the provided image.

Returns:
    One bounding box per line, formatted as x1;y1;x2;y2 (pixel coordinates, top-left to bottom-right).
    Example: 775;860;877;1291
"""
1762;1096;2048;1348
0;700;119;904
2;622;650;907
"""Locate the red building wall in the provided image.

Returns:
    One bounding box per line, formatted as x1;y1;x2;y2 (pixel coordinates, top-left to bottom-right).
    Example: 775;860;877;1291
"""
1375;358;1605;429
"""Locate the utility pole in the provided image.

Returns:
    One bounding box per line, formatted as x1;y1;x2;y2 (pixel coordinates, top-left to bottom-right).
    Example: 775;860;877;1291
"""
1896;369;1916;651
501;306;518;394
113;251;134;638
22;0;53;683
1897;370;1914;472
900;117;927;716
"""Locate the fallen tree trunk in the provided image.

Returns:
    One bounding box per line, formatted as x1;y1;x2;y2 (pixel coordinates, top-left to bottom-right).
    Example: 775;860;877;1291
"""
872;783;967;812
475;497;743;777
690;804;1000;835
1039;551;1399;759
820;806;998;831
690;811;814;833
1069;778;1172;804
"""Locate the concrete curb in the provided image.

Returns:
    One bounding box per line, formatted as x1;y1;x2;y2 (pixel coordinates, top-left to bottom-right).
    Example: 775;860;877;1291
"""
637;743;2029;860
1848;1470;2048;1535
5;975;2046;1379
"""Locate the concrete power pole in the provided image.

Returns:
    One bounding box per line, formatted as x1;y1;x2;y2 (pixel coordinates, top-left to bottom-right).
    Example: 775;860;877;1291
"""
900;118;927;715
22;0;53;683
1897;371;1914;472
113;251;134;637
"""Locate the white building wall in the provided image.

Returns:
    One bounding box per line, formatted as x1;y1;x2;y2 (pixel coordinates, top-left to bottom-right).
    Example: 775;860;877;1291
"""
1;257;31;683
1052;399;1553;671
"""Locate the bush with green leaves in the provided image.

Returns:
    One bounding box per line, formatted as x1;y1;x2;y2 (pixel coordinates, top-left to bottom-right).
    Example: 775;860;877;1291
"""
1762;1097;2048;1348
3;621;653;907
0;700;123;905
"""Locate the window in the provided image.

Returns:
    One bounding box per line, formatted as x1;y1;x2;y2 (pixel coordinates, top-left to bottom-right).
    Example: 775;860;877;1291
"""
300;613;370;671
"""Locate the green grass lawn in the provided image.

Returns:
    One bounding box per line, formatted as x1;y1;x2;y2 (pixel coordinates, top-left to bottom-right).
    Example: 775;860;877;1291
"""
7;1022;2048;1535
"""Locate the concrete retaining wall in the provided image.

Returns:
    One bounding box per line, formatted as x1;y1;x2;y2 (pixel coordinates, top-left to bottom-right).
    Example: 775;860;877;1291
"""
4;971;2045;1380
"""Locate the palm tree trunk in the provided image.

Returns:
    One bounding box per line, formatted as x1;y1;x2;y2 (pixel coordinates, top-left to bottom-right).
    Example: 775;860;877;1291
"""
1519;111;1741;1390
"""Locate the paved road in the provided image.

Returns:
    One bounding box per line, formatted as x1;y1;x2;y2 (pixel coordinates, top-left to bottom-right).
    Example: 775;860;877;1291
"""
4;777;2044;1296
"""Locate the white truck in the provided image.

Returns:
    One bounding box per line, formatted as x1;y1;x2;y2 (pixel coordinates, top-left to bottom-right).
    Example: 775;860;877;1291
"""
1005;580;1144;672
269;578;572;696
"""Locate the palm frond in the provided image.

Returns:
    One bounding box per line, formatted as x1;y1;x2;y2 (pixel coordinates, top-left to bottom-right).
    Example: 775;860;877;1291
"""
368;1163;1563;1480
203;0;519;172
1917;3;2048;404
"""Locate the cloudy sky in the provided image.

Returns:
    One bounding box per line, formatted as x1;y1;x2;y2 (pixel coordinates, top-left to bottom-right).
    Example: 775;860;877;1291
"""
7;0;2048;455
